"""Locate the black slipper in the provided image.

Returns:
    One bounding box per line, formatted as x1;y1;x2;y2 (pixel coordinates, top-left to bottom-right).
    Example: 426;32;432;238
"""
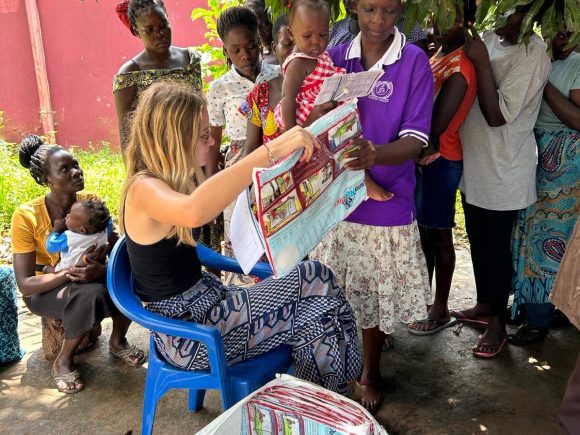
507;322;548;346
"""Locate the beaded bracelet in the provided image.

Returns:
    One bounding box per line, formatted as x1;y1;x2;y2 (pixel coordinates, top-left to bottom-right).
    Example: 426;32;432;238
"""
263;142;276;166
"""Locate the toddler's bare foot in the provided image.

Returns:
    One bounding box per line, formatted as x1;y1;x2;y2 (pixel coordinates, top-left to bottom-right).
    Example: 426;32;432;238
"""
365;175;394;202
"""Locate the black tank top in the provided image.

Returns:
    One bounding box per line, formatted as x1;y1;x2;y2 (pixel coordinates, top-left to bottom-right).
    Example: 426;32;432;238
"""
125;231;203;302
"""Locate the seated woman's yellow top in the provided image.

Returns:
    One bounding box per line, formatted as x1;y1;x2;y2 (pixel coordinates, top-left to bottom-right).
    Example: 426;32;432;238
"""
11;192;98;272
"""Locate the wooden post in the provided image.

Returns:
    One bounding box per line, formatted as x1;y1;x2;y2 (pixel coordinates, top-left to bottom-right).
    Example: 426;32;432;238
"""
24;0;56;143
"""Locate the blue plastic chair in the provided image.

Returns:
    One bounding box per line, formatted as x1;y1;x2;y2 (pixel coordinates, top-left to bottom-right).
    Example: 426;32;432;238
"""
107;237;292;435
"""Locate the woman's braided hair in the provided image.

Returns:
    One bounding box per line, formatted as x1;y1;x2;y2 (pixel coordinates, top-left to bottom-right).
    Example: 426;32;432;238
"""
127;0;167;36
18;135;64;186
216;6;260;68
81;199;111;234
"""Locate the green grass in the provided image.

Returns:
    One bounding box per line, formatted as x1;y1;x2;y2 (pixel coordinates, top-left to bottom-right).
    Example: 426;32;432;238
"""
454;191;467;245
0;141;125;233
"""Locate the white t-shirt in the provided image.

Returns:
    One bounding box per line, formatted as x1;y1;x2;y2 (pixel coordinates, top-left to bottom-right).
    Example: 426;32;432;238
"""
207;61;280;141
460;32;551;211
53;230;108;272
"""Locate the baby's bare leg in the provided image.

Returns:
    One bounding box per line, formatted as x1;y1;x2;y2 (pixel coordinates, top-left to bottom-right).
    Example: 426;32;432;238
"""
364;171;394;202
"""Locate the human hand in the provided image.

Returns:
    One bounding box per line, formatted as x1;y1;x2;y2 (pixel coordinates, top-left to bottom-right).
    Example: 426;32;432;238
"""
463;24;491;68
270;126;320;162
67;259;107;282
416;140;440;165
303;101;338;127
343;138;376;170
417;152;441;166
67;244;108;282
53;218;67;234
75;243;108;267
42;265;56;274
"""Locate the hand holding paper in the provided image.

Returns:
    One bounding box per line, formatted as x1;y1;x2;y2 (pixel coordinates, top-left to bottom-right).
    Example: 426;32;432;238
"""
313;70;383;105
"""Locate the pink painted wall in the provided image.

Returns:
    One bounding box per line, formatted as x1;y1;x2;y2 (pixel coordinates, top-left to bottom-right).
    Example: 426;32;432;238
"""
0;0;207;149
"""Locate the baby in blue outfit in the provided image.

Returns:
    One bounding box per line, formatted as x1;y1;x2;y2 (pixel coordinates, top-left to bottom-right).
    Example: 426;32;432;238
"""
43;199;112;273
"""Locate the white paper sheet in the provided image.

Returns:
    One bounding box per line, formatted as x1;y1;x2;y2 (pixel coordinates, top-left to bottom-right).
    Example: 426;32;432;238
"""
230;188;266;274
313;70;383;105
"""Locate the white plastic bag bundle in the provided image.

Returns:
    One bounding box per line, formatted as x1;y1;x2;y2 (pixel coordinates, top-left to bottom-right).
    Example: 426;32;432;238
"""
197;374;387;435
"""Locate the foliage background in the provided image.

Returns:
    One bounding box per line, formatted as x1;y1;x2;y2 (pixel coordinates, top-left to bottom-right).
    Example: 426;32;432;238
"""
6;0;576;260
0;141;124;234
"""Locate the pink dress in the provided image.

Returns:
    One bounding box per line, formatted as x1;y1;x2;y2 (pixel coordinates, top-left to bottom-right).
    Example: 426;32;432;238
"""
274;51;345;128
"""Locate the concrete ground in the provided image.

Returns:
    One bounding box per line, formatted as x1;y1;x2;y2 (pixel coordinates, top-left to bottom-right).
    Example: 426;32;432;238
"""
1;247;578;435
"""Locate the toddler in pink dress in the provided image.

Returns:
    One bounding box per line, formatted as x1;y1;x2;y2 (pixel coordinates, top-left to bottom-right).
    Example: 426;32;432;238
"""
274;0;392;201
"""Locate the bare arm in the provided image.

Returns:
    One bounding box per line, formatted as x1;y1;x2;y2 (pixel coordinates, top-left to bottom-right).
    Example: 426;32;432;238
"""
302;101;338;127
131;127;319;229
375;136;424;165
280;58;313;130
244;120;264;157
345;136;424;170
206;126;224;177
463;26;506;127
113;60;140;157
543;84;580;131
431;72;468;139
13;252;69;297
114;86;138;156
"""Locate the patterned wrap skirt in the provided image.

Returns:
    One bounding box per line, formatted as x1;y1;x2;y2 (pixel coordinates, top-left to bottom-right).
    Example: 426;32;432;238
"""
145;261;362;395
511;128;580;313
311;220;431;334
0;267;24;363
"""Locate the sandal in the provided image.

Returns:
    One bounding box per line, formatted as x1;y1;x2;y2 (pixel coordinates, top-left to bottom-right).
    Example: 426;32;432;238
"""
53;369;84;394
408;318;458;336
450;309;489;326
472;336;507;359
507;322;548;346
109;345;146;366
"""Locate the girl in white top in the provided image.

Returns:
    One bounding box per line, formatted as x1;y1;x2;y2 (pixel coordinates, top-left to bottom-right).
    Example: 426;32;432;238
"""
206;6;280;283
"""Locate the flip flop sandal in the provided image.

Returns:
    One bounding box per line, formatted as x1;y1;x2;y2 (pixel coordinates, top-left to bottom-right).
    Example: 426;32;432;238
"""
507;322;548;346
408;318;458;336
450;309;489;326
53;369;84;394
109;345;146;366
472;336;507;358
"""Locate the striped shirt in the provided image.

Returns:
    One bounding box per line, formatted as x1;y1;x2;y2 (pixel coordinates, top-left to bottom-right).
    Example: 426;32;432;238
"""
274;51;346;128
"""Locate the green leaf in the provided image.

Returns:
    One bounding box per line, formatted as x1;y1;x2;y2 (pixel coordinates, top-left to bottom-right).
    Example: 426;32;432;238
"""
404;2;420;35
564;32;580;52
518;0;544;44
564;0;580;34
476;0;492;25
191;8;209;20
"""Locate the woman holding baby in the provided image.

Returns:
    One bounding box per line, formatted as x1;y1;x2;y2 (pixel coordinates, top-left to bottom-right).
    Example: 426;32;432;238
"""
11;135;144;394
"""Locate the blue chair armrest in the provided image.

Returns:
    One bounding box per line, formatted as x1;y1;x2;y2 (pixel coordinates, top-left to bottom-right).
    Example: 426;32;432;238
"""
107;239;228;375
196;243;272;280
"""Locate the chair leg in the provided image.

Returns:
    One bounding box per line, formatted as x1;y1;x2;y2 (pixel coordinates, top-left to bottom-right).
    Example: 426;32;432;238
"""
142;381;158;435
188;389;206;412
142;354;162;435
220;388;235;411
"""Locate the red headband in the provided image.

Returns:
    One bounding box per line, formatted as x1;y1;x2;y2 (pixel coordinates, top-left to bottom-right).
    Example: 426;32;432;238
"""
116;0;138;36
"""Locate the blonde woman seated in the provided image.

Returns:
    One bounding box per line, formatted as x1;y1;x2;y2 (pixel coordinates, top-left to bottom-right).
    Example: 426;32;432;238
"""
120;81;367;394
